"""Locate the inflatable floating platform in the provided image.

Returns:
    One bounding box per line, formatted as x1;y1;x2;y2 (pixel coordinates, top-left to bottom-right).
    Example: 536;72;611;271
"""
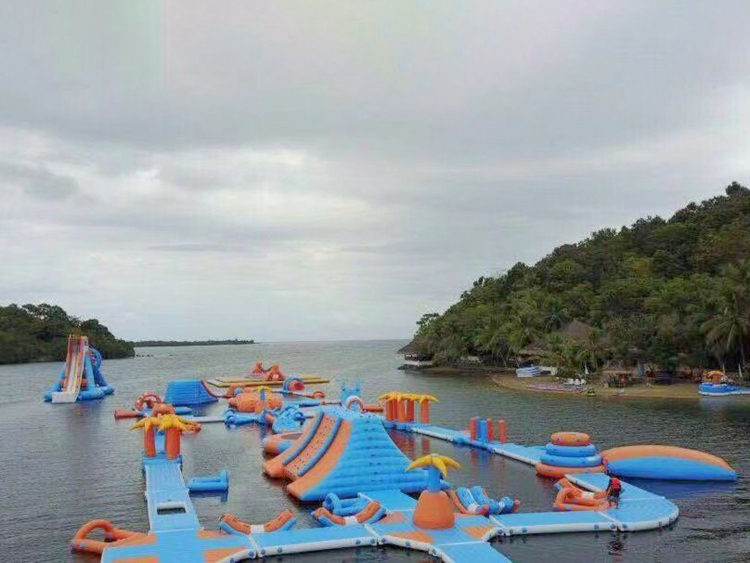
601;445;738;481
207;375;330;388
698;382;750;396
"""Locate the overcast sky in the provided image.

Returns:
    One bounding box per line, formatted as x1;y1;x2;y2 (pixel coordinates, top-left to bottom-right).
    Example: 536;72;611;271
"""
1;1;749;341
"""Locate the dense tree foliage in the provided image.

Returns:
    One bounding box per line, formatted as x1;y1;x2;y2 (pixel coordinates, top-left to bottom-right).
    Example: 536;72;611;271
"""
414;183;750;373
0;303;134;364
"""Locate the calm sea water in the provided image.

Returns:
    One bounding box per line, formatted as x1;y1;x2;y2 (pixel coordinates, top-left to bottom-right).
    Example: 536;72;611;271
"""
1;340;749;563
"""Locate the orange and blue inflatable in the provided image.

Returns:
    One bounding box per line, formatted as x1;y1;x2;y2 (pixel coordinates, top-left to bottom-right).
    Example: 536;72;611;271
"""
601;445;737;481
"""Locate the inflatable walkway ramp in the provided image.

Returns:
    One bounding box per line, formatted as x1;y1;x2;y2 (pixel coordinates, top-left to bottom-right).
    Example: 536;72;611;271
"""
264;407;431;501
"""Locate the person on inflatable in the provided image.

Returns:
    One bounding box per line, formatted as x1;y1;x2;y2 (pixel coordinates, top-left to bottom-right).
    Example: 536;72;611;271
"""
606;477;622;508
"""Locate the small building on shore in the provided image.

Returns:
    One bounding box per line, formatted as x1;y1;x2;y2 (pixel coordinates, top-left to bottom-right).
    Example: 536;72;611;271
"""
516;320;595;375
397;340;434;369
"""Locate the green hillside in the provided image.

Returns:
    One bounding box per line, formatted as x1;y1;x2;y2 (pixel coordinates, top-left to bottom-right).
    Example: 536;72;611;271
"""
413;182;750;374
0;303;135;364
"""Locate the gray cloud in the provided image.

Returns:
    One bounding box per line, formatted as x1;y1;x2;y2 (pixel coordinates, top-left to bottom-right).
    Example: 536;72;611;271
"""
0;162;79;200
0;1;748;340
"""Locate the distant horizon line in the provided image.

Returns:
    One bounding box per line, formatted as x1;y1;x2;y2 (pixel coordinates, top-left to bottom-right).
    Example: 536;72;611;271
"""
132;337;410;345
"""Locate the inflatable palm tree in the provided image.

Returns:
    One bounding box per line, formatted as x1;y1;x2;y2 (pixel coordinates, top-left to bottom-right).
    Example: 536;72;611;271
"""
413;394;438;423
130;415;160;458
157;414;200;460
407;454;461;529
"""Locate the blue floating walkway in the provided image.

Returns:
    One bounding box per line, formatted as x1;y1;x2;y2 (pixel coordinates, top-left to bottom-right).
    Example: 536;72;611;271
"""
396;422;545;465
102;454;253;562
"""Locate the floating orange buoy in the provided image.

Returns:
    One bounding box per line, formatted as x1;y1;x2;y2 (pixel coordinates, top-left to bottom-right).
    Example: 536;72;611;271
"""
550;432;591;447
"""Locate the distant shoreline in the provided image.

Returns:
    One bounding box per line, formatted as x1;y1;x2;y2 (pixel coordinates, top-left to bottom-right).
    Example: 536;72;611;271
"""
134;340;255;348
490;373;717;401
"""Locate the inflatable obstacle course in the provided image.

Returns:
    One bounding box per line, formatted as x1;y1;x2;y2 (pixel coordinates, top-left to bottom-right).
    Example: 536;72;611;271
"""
207;375;330;388
264;406;433;501
70;380;739;562
44;335;114;403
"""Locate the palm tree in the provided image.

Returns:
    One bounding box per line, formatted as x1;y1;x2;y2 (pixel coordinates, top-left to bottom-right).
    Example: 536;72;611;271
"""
544;299;570;331
130;415;160;458
724;259;750;296
407;453;460;492
406;454;461;529
156;414;201;460
702;289;750;373
413;394;439;424
583;327;604;372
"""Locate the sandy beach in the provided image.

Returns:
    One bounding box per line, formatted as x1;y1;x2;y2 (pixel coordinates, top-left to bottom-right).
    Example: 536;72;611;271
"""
490;373;721;400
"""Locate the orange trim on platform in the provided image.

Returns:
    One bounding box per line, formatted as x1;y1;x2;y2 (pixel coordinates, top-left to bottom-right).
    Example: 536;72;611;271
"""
600;445;733;469
389;531;434;544
196;530;224;539
204;547;249;562
463;525;497;539
287;420;353;500
535;463;606;479
110;533;157;547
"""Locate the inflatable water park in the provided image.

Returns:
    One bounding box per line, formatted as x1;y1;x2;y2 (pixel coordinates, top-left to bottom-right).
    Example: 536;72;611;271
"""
43;335;114;403
60;359;737;562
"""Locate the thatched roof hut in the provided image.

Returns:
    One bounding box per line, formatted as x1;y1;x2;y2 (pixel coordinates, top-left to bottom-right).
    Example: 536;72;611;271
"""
397;340;419;355
517;320;594;359
561;319;593;342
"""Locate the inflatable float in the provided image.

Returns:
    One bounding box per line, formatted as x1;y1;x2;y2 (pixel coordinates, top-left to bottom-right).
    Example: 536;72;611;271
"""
312;500;386;526
69;519;146;555
553;478;610;512
187;470;229;492
219;510;297;535
227;388;284;413
448;486;519;515
601;445;737;481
